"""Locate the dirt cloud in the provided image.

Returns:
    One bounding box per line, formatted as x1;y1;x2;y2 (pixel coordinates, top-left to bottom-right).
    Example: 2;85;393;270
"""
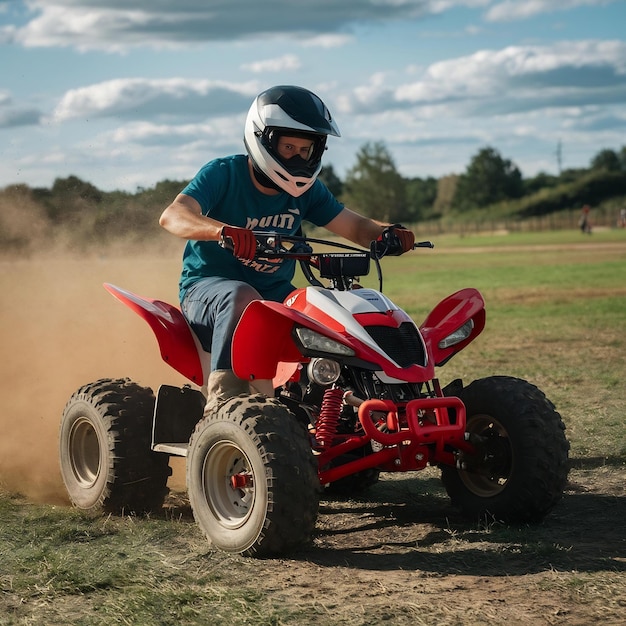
0;252;189;504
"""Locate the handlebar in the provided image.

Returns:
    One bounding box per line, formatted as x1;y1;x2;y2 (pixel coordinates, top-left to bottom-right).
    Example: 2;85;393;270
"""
220;231;434;291
246;232;434;257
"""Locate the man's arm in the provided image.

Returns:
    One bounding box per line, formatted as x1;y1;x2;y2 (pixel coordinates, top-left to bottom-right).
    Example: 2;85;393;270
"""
159;193;258;260
324;207;387;248
159;193;223;241
325;207;416;256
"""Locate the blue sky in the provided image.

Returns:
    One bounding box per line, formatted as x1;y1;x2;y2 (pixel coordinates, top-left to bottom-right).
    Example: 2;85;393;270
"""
0;0;624;192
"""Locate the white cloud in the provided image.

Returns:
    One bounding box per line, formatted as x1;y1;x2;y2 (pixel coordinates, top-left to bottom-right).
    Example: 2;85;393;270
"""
428;0;491;13
11;0;438;51
299;34;354;48
51;78;260;122
364;40;626;115
486;0;617;22
108;119;240;150
241;54;301;73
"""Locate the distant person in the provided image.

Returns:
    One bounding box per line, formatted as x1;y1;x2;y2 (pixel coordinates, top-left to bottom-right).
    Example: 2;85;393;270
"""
618;208;626;228
159;85;416;410
579;205;592;234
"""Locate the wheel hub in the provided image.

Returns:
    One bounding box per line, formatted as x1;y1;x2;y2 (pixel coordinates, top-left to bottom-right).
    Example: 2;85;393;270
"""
68;417;101;487
458;415;512;497
202;441;255;528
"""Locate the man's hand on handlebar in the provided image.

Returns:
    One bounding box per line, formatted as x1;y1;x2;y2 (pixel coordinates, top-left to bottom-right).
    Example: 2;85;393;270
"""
373;224;415;258
220;226;257;260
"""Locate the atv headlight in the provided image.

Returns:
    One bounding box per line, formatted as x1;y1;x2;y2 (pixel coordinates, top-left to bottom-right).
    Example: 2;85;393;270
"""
295;327;355;357
308;358;342;385
438;319;474;349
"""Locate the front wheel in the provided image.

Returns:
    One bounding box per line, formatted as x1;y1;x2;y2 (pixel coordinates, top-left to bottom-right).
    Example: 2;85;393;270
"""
187;395;320;557
442;376;569;523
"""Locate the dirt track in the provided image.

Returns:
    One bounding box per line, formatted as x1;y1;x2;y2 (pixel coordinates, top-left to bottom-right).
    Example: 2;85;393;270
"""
1;249;625;625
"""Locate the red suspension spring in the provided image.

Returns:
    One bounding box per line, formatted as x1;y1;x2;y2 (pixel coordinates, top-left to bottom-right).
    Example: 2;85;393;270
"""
315;386;344;449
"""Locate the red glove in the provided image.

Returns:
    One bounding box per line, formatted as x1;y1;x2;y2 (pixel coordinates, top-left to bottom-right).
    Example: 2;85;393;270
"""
392;226;415;254
374;224;415;257
220;226;257;261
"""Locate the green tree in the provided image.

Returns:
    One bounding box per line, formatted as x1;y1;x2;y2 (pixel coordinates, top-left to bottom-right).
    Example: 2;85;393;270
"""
523;171;559;195
590;148;622;172
557;167;587;185
620;146;626;170
405;176;437;221
453;146;523;210
341;142;407;223
51;175;103;204
319;164;343;197
33;175;102;222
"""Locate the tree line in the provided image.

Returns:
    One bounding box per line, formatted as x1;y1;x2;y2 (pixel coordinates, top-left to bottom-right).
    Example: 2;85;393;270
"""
320;143;626;224
1;143;625;253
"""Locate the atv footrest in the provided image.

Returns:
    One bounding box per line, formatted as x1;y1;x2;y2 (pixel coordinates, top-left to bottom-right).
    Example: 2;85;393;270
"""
153;443;188;457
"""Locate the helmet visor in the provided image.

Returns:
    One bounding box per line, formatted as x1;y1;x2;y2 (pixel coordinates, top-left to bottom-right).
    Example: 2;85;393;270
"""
263;129;327;177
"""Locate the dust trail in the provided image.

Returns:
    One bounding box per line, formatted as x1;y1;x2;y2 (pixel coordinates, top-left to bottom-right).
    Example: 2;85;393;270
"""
0;253;188;504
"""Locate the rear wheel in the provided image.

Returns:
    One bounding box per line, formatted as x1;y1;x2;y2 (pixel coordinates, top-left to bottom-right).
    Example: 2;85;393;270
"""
441;376;569;523
59;378;170;513
187;395;320;557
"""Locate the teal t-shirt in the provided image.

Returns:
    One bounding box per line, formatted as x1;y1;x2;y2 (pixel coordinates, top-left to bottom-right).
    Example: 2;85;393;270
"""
179;155;344;302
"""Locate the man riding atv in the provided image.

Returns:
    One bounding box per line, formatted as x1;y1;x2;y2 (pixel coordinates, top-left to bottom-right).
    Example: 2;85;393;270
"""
158;84;415;410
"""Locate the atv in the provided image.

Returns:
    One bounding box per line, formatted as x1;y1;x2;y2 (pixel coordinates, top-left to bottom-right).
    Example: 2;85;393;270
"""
59;233;570;557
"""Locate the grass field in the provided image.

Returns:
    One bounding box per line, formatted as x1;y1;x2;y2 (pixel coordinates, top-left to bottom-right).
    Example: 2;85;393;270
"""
378;229;626;462
1;227;625;625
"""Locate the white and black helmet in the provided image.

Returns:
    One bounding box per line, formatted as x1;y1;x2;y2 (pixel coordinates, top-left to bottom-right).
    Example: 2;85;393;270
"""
244;85;341;196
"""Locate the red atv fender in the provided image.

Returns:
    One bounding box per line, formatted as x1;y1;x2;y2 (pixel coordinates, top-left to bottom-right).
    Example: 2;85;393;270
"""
231;300;333;387
232;288;485;386
103;283;206;385
420;288;486;366
232;299;435;385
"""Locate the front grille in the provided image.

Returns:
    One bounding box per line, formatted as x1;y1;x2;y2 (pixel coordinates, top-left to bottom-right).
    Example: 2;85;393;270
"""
365;322;426;368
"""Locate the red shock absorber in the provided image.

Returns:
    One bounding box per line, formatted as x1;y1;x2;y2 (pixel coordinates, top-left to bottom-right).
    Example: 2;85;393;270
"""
315;386;344;449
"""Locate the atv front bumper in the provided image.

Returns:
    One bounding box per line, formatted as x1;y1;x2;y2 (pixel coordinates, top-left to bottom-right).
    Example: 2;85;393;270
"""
317;396;473;485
